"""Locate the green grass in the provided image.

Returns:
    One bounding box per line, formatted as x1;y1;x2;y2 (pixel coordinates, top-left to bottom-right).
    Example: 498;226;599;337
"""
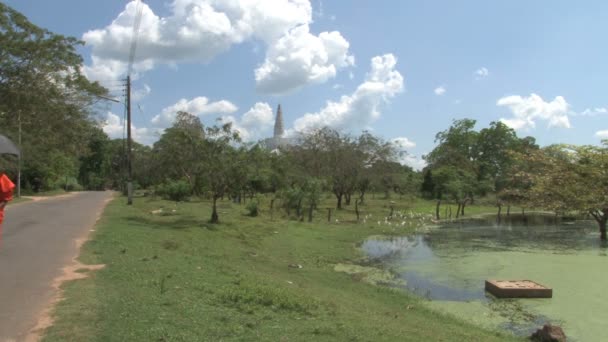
42;194;520;342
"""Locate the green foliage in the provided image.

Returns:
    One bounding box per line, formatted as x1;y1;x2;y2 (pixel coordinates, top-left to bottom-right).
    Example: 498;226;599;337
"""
245;200;259;217
0;3;109;192
512;144;608;239
157;179;191;202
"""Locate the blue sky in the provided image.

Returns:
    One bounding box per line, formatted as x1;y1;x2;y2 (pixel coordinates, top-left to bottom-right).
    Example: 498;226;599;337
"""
5;0;608;169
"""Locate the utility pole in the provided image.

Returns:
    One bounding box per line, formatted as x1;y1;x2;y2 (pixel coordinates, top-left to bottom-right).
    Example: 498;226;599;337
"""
126;76;133;205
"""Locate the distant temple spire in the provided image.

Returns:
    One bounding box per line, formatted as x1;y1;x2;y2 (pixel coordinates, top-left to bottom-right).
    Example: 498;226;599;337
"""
273;104;284;138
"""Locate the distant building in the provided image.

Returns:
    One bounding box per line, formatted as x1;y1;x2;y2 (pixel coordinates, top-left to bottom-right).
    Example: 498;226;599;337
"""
260;104;293;150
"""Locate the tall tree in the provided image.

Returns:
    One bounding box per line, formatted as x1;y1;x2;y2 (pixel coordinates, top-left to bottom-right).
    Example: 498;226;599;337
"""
153;111;204;192
0;3;108;190
425;119;479;172
522;144;608;240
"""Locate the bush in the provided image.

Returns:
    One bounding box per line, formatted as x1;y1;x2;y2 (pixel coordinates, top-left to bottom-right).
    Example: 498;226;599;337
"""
57;177;82;192
157;180;191;202
246;200;259;217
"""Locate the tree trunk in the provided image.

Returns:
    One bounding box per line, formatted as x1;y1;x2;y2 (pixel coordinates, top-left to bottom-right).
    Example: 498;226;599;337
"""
296;199;303;217
327;208;332;222
460;201;465;216
507;205;511;216
456;203;461;218
336;193;343;209
308;204;314;222
210;197;219;223
345;193;351;206
591;210;607;241
497;204;502;224
359;191;365;205
435;200;441;220
270;199;275;221
448;206;452;219
355;199;360;221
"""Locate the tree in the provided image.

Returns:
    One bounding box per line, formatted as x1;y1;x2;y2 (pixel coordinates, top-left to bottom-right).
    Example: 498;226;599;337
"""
196;122;242;223
421;169;435;199
153;111;204;192
474;121;519;191
303;178;324;222
521;144;608;240
357;131;399;202
293;128;357;209
425;119;479;171
78;127;114;190
0;3;108;191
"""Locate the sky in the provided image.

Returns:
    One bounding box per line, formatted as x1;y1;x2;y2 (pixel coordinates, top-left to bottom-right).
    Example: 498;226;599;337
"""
5;0;608;169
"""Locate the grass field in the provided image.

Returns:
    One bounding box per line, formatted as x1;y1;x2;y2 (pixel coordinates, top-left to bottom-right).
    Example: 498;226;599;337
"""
42;194;520;341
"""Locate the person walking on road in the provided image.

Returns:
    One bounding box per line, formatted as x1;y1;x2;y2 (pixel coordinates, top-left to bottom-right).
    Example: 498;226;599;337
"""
0;173;15;243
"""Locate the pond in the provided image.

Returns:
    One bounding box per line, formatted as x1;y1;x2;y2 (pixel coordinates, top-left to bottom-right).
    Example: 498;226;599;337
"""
360;214;606;341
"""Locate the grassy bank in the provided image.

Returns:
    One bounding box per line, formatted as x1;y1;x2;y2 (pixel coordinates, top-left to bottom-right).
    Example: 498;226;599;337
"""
42;194;519;341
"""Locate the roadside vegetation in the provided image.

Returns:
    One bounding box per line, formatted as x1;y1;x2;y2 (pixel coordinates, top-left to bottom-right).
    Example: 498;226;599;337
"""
42;195;520;342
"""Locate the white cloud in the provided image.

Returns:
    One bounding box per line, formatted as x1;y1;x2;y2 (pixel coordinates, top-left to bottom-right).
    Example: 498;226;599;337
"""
475;67;489;79
390;137;424;170
131;84;151;102
497;93;571;130
255;25;354;94
102;112;158;145
434;85;446;96
596;130;608;139
392;137;416;149
82;1;351;92
578;107;607;117
401;154;427;171
293;54;404;132
151;96;238;127
220;102;274;141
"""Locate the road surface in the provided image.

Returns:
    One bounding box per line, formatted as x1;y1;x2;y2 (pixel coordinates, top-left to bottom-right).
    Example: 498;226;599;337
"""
0;191;114;342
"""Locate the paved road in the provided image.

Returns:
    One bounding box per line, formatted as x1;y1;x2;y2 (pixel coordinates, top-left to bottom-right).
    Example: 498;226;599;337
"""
0;191;114;342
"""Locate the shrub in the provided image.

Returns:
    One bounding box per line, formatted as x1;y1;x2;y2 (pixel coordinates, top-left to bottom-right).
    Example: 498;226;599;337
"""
246;200;259;217
157;180;191;202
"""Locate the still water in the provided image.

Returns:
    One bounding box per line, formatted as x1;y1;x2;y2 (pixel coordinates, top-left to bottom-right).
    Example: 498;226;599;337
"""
361;214;605;341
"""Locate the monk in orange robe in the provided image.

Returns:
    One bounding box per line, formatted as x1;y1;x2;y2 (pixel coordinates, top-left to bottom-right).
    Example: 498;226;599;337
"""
0;173;15;241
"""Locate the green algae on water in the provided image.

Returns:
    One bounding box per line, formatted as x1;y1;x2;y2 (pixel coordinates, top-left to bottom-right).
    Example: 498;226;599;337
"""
361;215;608;341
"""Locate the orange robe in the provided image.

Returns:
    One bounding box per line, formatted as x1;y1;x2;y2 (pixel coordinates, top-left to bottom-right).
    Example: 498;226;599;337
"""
0;174;15;236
